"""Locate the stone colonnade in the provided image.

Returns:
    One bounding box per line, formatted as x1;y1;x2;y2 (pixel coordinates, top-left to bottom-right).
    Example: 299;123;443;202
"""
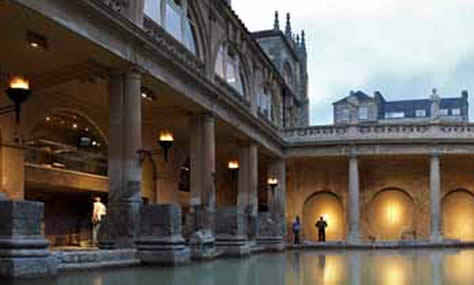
346;152;445;243
99;68;286;250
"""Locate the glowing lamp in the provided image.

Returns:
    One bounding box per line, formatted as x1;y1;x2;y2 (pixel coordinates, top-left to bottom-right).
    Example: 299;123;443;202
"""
228;160;239;191
267;177;278;193
158;130;174;162
5;75;32;123
227;160;239;170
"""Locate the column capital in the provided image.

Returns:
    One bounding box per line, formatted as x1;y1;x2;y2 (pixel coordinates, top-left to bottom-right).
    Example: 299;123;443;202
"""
430;151;441;158
108;65;146;78
348;148;358;159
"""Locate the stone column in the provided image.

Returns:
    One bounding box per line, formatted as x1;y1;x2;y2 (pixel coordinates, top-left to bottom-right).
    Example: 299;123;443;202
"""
268;159;286;230
430;152;442;242
237;143;258;242
347;153;360;243
189;114;216;231
101;69;142;248
0;110;25;200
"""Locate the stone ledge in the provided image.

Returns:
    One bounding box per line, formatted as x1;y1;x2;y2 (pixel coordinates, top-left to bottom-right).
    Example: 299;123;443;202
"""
54;249;139;272
288;240;474;250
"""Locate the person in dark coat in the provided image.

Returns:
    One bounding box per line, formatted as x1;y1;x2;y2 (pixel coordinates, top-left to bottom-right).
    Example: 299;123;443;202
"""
292;216;302;244
315;216;328;242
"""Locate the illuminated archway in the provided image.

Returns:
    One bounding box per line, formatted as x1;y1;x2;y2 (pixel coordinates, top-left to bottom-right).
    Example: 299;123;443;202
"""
303;191;345;241
442;190;474;241
368;189;415;240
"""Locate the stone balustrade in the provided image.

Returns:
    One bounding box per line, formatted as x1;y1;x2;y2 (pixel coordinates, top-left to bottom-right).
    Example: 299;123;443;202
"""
284;123;474;144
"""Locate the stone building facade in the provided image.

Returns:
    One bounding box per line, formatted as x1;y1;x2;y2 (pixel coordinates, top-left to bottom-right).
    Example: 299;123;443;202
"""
334;89;469;125
0;1;472;276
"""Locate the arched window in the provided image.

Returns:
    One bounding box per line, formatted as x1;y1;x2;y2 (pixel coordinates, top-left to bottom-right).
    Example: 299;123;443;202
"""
144;0;198;55
258;86;272;120
215;44;245;96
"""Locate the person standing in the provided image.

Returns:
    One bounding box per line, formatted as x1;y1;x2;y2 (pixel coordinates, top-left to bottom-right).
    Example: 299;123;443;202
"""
292;216;302;244
91;197;106;247
315;216;328;242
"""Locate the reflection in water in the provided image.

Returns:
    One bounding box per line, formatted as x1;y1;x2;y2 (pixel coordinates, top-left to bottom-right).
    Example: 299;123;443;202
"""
5;250;474;285
443;250;474;283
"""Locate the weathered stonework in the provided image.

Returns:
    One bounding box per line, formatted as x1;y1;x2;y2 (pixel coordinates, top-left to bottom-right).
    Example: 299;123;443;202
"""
136;204;190;265
257;212;285;251
215;207;251;257
0;200;58;279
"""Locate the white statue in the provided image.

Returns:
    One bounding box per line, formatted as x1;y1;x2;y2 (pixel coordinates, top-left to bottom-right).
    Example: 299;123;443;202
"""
91;197;106;247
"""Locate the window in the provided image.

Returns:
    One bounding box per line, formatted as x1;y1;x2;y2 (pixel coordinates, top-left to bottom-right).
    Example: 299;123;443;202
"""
385;112;405;119
340;108;350;122
452;108;461;116
359;107;368;120
440;109;448;116
258;87;272;119
215;45;245;96
415;109;426;117
144;0;197;55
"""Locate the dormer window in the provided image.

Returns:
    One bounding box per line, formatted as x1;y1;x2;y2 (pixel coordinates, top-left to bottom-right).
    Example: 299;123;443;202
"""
452;108;461;116
415;109;426;117
440;109;448;116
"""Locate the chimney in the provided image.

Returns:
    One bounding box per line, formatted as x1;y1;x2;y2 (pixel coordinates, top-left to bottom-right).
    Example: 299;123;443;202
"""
430;88;441;120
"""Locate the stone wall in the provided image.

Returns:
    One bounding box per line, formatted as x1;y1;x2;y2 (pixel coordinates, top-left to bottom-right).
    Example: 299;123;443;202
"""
286;155;474;242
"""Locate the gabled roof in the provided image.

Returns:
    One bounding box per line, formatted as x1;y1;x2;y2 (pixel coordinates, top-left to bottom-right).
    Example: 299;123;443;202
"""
333;91;372;105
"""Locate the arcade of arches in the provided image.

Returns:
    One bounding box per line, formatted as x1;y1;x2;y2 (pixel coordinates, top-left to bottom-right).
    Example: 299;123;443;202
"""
288;156;474;242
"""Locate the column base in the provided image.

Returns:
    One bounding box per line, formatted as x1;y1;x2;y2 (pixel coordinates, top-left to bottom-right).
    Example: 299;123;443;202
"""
137;243;190;266
430;232;443;243
347;231;362;245
216;236;251;257
137;204;190;265
0;256;58;279
0;200;58;279
189;229;218;260
256;236;286;252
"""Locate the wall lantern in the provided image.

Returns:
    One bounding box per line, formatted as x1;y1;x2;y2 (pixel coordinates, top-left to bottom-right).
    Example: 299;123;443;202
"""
267;177;278;194
228;160;239;191
158;130;174;162
138;130;175;165
0;75;32;123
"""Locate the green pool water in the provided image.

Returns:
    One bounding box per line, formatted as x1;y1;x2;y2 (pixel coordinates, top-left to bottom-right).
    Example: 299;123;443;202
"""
7;249;474;285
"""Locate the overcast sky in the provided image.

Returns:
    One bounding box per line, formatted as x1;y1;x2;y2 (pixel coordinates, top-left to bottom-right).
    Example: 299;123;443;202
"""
232;0;474;125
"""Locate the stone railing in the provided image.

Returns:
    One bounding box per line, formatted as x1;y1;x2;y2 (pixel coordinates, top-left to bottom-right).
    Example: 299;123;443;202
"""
284;123;474;144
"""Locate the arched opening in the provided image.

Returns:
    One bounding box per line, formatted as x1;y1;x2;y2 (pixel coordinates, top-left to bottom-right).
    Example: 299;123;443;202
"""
214;43;246;97
26;110;107;175
25;110;108;247
144;0;200;56
368;189;415;240
442;190;474;241
303;192;345;241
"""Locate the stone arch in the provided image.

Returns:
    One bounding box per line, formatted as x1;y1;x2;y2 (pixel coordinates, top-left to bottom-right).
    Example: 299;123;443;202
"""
442;189;474;241
186;0;208;62
302;191;345;241
212;39;251;98
368;188;416;240
25;106;108;146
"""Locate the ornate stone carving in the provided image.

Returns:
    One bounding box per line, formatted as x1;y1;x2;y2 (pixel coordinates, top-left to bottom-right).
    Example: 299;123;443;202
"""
143;16;205;77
